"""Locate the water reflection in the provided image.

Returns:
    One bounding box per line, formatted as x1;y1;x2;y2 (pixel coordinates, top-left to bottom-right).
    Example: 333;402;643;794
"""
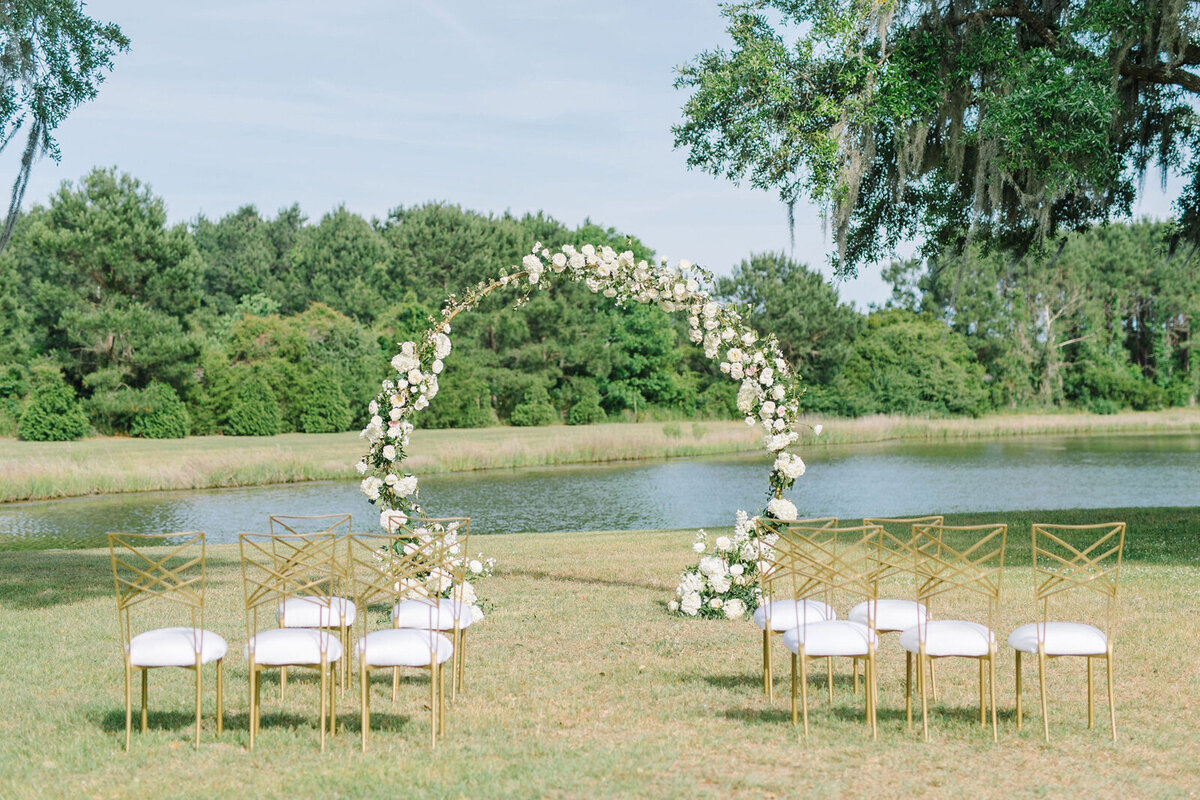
1;433;1196;550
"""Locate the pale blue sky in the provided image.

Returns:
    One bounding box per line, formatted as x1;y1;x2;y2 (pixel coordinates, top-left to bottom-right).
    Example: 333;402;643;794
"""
5;1;1181;307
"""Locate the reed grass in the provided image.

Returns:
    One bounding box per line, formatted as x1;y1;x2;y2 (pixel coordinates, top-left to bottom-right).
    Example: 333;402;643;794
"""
0;507;1196;799
2;409;1197;503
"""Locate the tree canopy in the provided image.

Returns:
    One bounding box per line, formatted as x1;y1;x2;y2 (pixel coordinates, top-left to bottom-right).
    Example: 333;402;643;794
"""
0;1;128;251
674;0;1200;273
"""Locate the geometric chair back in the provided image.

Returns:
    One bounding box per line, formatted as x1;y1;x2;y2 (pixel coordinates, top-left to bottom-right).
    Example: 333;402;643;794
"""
379;516;471;615
1031;523;1125;638
110;531;208;649
783;523;883;617
757;516;838;603
912;522;1007;629
863;516;944;583
239;530;341;640
268;514;352;536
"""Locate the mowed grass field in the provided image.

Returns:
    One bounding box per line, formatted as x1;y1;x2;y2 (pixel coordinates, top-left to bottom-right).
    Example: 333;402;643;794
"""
3;409;1199;503
1;507;1197;799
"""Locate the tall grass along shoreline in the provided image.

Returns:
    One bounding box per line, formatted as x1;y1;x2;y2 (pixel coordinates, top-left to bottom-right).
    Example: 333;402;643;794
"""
2;409;1198;504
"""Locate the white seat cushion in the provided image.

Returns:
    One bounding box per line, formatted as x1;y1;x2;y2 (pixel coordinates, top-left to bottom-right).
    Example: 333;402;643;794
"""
1008;622;1108;656
392;598;475;631
781;621;878;657
356;629;454;668
129;627;228;668
751;599;835;632
246;628;344;666
899;620;995;657
278;596;357;628
849;599;928;632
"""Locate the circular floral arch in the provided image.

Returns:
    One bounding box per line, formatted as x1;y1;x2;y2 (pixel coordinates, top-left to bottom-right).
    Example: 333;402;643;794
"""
356;242;816;618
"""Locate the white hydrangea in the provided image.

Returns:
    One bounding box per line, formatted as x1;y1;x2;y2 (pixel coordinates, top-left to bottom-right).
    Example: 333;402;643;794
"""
433;332;451;359
391;351;419;374
715;535;733;552
392;475;419;498
680;592;702;616
736;380;760;414
773;452;806;480
723;598;747;620
698;555;727;577
765;497;798;521
361;476;383;501
380;509;408;531
679;572;704;595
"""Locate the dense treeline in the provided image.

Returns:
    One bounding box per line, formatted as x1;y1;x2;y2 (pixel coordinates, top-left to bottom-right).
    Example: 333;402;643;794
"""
0;168;1195;440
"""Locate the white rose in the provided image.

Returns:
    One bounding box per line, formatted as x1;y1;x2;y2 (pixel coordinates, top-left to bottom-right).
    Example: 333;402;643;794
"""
355;460;368;475
469;559;483;574
709;597;723;609
715;536;733;552
709;574;731;593
667;600;680;613
759;367;775;387
729;563;745;577
368;400;379;415
392;475;419;498
772;384;786;400
380;509;408;531
382;445;397;461
432;359;444;374
693;541;705;553
361;476;383;501
813;424;824;436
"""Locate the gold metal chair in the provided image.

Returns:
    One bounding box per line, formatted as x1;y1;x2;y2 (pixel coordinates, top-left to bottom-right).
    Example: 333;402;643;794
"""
347;527;461;750
240;530;342;751
851;516;944;697
386;517;474;701
775;523;884;739
108;531;226;750
900;523;1007;741
753;516;838;701
1009;522;1126;741
268;514;354;696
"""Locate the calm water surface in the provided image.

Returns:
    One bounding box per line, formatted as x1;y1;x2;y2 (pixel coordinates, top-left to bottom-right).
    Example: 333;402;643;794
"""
1;433;1196;549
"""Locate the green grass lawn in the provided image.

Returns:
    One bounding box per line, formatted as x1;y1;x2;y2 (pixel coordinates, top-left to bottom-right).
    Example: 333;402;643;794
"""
0;507;1197;799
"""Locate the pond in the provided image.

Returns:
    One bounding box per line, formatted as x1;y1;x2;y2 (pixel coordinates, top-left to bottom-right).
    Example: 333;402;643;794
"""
1;432;1196;550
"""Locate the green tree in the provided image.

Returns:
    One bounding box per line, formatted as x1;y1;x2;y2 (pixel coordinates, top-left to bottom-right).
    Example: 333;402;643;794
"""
509;382;558;427
223;371;281;436
675;1;1200;272
0;1;129;251
716;252;861;384
128;382;190;439
298;367;352;433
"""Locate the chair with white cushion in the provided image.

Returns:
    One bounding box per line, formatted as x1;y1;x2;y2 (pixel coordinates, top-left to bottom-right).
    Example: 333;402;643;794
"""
386;517;476;701
776;523;884;738
240;530;342;751
347;530;459;750
108;531;226;750
851;516;944;696
753;517;838;701
268;514;356;696
899;522;1007;741
1009;522;1125;741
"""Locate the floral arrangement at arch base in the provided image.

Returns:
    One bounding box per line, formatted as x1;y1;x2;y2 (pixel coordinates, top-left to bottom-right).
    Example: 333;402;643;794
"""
355;241;818;616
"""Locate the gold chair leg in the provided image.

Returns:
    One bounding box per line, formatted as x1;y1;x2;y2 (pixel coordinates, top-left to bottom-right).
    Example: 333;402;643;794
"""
905;651;913;729
123;663;132;751
439;662;447;737
929;658;938;702
1087;657;1095;729
1037;649;1050;743
248;666;257;751
330;661;337;737
456;629;467;696
919;650;930;742
764;630;773;700
1014;651;1023;730
280;665;287;702
429;663;438;749
194;661;203;748
866;653;878;741
319;658;328;753
826;657;834;704
790;653;798;726
392;666;399;703
799;650;809;739
216;659;224;735
140;668;149;733
989;652;998;742
360;662;370;752
978;659;986;726
1106;651;1117;741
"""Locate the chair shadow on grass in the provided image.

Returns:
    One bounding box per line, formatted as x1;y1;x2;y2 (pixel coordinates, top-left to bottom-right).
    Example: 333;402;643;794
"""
0;550;117;609
698;671;862;691
723;701;1017;729
504;566;670;594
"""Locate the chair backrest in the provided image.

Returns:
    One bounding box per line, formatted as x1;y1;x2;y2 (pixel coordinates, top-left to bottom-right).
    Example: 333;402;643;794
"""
109;531;207;652
754;517;837;600
863;515;944;581
239;530;339;642
911;523;1007;637
347;518;470;636
1032;522;1125;637
268;514;352;536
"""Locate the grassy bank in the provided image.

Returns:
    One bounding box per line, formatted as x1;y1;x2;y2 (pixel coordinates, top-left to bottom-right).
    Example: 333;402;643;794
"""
0;507;1196;799
3;409;1198;504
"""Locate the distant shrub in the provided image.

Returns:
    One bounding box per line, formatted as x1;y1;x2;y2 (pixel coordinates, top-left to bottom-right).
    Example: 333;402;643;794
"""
130;383;191;439
18;378;90;441
509;384;557;427
299;368;352;433
566;383;606;426
1087;397;1120;415
223;373;282;436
